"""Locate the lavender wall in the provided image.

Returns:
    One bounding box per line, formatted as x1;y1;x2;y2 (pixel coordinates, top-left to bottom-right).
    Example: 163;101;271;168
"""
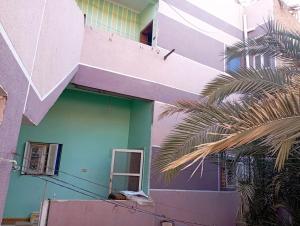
24;66;78;125
0;0;45;74
80;27;222;95
0;34;28;222
157;13;225;71
151;190;239;226
245;0;273;29
0;0;84;98
151;102;220;191
162;0;243;40
0;0;84;221
30;0;84;97
73;65;199;105
46;200;155;226
45;190;239;226
150;147;219;190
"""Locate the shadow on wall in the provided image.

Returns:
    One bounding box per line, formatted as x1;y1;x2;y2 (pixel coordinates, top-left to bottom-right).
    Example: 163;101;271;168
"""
0;85;7;124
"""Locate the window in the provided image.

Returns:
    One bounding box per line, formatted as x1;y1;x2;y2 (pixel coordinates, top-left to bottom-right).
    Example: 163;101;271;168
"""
220;152;252;190
109;149;143;193
225;46;241;73
140;21;153;46
21;142;62;175
226;57;241;73
253;55;271;69
220;152;236;189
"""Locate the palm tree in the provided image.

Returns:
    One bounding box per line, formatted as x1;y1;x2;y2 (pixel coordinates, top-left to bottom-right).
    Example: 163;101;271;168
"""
234;149;300;226
155;20;300;180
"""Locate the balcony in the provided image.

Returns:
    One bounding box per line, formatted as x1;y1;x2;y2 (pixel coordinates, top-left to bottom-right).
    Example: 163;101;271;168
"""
76;0;158;45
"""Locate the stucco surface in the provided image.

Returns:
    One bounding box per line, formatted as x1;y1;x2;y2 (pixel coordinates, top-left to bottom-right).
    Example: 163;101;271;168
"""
24;66;78;125
80;27;221;95
47;200;155;226
245;0;274;29
30;0;84;98
151;102;184;147
151;190;239;226
162;0;243;39
151;147;219;190
44;190;239;226
73;65;199;105
0;33;28;222
0;0;45;74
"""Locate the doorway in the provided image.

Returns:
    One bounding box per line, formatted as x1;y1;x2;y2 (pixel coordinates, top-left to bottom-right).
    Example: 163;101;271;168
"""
140;21;153;46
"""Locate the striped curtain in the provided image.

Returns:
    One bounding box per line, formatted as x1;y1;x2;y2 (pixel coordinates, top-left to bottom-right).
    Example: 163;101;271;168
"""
76;0;140;41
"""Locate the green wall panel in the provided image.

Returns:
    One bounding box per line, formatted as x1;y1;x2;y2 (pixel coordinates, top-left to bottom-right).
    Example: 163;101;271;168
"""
76;0;140;40
76;0;158;42
128;100;153;194
4;89;153;218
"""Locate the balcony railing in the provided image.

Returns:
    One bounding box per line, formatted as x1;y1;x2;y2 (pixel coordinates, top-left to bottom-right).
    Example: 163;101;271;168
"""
76;0;157;45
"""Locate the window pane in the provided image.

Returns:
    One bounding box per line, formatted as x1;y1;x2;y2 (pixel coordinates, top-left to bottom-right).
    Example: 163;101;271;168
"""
254;55;261;68
28;144;47;174
112;175;140;192
227;57;240;72
263;55;271;67
113;152;141;174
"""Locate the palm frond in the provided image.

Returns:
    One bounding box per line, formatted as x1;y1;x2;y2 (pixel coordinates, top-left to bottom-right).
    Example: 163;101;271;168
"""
237;182;255;218
201;67;298;103
156;91;300;176
227;20;300;66
159;99;208;119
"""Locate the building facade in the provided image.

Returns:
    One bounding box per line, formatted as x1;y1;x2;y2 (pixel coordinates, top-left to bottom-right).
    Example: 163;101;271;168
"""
0;0;298;225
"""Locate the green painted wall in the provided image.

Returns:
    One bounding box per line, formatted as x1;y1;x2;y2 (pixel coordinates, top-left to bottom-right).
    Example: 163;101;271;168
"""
4;89;152;218
128;100;153;193
75;0;158;42
76;0;140;40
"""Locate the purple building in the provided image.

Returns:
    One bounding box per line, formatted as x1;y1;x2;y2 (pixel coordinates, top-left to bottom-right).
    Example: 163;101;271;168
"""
0;0;299;225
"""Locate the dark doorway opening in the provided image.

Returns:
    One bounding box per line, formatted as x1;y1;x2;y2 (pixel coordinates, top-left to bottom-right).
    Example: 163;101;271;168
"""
140;21;153;46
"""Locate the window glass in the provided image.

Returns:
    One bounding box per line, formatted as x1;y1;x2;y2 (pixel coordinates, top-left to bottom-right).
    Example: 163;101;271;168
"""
220;152;252;190
28;145;45;171
110;149;143;193
227;57;240;72
113;152;141;174
263;55;271;67
254;55;261;69
111;175;140;192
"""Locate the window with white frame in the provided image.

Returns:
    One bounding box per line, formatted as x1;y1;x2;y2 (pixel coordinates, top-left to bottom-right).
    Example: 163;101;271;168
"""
109;149;143;193
253;55;271;69
22;142;62;176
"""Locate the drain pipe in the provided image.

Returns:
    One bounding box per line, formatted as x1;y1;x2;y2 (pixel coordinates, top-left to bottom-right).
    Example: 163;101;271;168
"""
243;13;250;68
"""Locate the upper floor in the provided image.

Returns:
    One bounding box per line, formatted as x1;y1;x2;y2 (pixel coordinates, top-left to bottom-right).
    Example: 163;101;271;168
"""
0;0;245;109
1;0;299;104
